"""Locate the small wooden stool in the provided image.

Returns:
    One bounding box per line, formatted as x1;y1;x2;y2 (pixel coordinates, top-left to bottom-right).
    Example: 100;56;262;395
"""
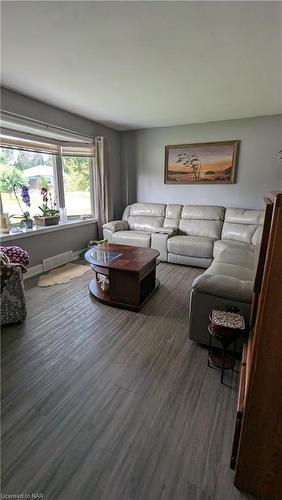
208;310;245;384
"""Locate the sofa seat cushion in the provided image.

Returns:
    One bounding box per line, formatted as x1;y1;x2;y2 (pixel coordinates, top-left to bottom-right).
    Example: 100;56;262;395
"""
110;230;151;248
214;241;255;270
167;235;215;259
217;249;255;272
214;238;253;256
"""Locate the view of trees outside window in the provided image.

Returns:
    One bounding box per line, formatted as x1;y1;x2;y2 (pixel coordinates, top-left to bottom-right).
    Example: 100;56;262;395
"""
0;147;55;218
0;148;92;219
62;156;91;216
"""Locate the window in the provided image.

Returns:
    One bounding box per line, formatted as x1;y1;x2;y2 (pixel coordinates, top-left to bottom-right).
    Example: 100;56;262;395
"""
0;147;56;218
0;129;95;223
62;156;92;217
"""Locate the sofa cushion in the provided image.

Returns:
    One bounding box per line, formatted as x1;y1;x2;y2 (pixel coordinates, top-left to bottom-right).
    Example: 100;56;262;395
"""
166;204;182;219
213;239;255;269
214;246;255;271
167;235;215;259
222;222;259;244
123;203;165;232
222;208;263;243
164;204;182;231
181;205;225;221
128;203;166;217
179;205;225;239
127;216;164;232
224;208;263;225
179;219;223;239
214;238;253;255
110;230;151;248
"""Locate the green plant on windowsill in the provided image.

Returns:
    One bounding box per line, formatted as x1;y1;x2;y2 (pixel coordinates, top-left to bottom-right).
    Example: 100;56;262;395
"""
11;184;33;229
34;187;60;226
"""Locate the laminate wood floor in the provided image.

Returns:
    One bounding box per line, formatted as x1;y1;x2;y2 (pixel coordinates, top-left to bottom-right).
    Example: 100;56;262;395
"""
1;262;253;500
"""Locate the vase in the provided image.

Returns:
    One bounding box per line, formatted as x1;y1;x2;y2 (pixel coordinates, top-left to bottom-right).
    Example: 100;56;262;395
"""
21;219;33;229
0;213;11;234
34;215;60;226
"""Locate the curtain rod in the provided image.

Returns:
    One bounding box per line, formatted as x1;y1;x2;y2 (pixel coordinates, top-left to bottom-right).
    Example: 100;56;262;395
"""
0;110;94;143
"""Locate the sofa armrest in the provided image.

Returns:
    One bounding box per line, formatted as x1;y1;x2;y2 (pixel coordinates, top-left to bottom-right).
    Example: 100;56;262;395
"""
102;220;129;233
151;229;176;262
192;272;253;302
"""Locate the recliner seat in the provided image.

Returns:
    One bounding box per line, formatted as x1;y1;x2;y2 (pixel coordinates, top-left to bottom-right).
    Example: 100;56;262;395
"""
167;205;225;268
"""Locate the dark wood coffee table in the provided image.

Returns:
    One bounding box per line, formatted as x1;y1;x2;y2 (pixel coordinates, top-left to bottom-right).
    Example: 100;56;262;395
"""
84;243;160;311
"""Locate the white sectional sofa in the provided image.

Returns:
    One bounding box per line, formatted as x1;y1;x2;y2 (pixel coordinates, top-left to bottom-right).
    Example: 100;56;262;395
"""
103;203;263;345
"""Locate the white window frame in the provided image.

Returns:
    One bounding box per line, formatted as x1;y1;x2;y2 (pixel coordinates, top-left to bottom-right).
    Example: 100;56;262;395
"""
0;128;96;220
59;151;95;220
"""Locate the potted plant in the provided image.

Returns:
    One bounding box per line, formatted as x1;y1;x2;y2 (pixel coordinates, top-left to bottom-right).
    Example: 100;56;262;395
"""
34;187;60;226
11;184;33;229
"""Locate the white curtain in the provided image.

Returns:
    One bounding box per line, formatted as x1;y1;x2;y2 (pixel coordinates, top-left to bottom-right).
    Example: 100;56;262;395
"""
94;136;113;238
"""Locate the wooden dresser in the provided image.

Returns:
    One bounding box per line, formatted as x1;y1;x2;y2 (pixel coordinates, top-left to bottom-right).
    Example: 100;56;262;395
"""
231;192;282;499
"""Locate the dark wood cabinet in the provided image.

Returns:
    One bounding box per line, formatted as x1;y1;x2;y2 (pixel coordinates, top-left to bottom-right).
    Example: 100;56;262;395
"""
231;192;282;499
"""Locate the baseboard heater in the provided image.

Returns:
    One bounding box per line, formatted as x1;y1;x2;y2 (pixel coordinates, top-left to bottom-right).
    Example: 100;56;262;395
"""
42;251;74;272
24;249;84;279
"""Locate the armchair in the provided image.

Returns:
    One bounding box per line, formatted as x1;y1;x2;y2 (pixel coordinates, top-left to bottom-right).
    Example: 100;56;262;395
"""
1;253;27;325
0;246;29;326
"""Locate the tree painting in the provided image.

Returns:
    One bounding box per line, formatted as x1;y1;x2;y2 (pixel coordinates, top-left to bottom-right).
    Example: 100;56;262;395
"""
176;153;201;181
165;141;239;184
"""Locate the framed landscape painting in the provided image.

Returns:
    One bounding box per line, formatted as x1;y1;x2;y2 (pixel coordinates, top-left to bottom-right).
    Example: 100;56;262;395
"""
164;140;239;184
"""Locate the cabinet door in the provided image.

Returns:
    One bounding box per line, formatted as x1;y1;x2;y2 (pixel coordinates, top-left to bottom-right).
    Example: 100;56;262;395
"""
234;193;282;498
230;342;247;469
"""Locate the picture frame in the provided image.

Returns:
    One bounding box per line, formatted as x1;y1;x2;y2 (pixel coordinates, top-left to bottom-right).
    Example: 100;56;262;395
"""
164;140;239;184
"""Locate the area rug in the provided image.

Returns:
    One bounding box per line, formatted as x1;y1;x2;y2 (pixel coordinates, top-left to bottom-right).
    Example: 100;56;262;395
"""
38;263;90;287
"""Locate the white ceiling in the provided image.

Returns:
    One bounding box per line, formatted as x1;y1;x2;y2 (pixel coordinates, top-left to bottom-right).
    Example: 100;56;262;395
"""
1;1;282;131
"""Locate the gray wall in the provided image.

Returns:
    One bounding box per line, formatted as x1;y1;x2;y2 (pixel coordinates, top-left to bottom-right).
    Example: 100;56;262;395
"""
2;222;97;267
1;87;122;217
121;115;282;209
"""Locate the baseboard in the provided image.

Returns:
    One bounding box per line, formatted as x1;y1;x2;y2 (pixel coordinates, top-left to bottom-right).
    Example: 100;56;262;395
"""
24;249;84;279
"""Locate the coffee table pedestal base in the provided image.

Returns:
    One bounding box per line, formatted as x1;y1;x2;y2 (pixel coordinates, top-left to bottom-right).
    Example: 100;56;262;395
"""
89;277;160;311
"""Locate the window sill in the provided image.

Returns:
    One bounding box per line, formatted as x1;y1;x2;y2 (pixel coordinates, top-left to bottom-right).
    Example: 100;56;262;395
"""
0;218;97;243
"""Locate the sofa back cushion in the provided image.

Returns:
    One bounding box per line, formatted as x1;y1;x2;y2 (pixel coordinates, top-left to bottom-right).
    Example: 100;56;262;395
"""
179;205;225;239
222;208;263;244
123;203;166;232
164;204;183;230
